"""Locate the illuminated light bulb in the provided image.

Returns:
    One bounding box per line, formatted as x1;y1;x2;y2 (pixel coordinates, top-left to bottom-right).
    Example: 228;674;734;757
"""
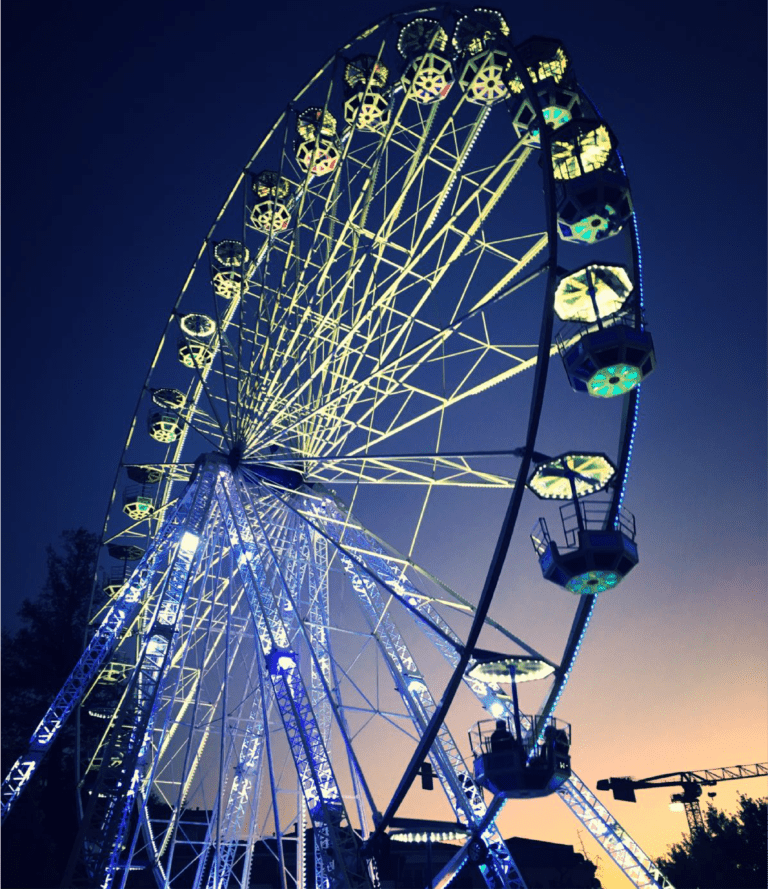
489;701;505;718
180;531;200;554
278;654;296;670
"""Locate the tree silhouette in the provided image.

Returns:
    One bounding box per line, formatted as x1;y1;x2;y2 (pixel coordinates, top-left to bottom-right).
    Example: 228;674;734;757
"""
657;794;767;888
1;528;99;889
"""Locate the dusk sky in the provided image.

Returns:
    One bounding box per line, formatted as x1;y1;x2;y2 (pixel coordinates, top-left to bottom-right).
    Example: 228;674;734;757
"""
3;2;766;887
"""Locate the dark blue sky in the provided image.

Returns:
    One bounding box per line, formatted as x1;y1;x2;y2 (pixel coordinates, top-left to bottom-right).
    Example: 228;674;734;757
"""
3;0;766;878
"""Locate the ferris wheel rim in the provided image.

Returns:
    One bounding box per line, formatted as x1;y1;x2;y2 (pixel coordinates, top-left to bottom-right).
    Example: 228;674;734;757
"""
71;8;647;887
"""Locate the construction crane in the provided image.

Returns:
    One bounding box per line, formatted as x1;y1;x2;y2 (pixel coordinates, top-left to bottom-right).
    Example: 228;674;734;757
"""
597;762;768;833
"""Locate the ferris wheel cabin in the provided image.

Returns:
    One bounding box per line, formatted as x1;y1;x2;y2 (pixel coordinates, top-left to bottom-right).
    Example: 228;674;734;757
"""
471;717;572;798
527;453;639;593
467;654;571;798
398;18;454;104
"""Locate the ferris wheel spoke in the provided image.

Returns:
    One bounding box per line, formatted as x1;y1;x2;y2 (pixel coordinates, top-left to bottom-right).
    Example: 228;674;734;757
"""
239;153;392;435
250;239;547;459
293;257;543;400
343;134;535;360
323;654;422;746
255;481;462;654
461;232;549;317
168;283;254;474
240;472;480;832
246;298;539;459
175;329;237;450
342;347;549;455
214;468;378;887
244;88;396;415
184;416;229;453
238;479;386;815
413;589;555;669
241;251;367;439
293;483;555;673
344;138;534;356
237;256;398;452
231;184;275;446
239;112;535;453
221;313;259;449
302;452;516;487
206;247;246;448
249;492;456;804
123;462;195;482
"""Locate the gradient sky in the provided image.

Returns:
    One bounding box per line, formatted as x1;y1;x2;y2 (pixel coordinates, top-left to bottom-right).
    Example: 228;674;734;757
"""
3;2;766;887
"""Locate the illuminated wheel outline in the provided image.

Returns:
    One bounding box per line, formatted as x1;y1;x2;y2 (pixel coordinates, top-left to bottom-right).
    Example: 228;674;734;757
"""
70;8;647;889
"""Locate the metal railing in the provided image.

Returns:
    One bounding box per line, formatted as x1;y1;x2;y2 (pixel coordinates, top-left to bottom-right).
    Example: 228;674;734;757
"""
559;499;636;546
531;500;636;555
469;715;571;760
555;305;647;359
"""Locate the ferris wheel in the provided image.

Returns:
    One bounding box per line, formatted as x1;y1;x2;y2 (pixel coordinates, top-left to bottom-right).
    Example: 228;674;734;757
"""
2;6;665;889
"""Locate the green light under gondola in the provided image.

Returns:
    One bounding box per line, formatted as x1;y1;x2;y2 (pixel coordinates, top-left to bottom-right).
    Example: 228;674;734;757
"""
565;569;620;595
587;364;641;398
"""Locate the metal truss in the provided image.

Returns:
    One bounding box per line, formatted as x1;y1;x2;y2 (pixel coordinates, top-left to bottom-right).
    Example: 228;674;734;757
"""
295;490;524;889
218;466;373;889
1;467;214;826
5;459;671;889
557;774;673;889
